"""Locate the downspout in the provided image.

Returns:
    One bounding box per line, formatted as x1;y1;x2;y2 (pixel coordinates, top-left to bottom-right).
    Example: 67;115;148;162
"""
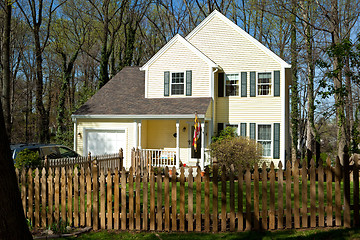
73;117;77;152
211;67;219;144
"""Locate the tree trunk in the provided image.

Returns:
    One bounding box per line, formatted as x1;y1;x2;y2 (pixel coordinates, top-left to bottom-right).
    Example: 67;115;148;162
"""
2;1;12;140
290;0;299;164
0;99;33;239
98;0;110;89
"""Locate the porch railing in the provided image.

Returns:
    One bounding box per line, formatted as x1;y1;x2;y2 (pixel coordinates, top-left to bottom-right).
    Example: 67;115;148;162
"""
140;149;176;168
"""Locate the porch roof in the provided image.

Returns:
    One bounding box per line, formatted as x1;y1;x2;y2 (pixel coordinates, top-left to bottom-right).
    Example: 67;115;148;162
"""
73;67;211;119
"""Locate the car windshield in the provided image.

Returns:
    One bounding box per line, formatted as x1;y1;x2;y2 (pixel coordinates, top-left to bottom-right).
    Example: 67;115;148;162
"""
59;147;78;158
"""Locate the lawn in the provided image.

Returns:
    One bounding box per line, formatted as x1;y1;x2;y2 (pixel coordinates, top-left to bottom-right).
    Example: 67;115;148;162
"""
57;227;360;240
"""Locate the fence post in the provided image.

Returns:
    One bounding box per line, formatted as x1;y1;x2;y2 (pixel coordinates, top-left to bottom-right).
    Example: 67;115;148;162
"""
131;148;135;170
44;155;49;170
92;158;99;230
119;148;123;170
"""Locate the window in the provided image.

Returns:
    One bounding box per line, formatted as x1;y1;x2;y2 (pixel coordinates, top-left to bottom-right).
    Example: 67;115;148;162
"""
258;124;271;157
225;74;239;96
257;72;271;96
171;72;184;95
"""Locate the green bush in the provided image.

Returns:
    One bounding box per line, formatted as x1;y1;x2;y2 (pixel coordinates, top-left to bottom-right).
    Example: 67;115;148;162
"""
14;149;42;170
210;130;263;173
212;126;238;142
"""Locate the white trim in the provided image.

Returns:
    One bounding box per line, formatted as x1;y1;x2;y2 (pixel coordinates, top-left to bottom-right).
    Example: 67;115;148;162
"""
138;121;142;149
170;71;186;96
256;123;273;158
256;71;273;97
140;34;218;71
144;70;148;98
185;10;291;69
281;67;286;167
73;119;77;152
176;121;180;169
82;127;127;157
72;114;206;120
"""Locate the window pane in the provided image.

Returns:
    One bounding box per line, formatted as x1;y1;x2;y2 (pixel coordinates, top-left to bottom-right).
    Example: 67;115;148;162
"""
259;141;271;157
225;74;239;96
171;84;184;95
171;72;184;83
258;72;271;96
258;125;271;140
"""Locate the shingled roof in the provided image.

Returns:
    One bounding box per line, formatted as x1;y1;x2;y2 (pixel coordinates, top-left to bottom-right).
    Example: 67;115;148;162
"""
73;67;211;117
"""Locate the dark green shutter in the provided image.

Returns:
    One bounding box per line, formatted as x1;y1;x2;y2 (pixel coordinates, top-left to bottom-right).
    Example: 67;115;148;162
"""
250;123;256;139
217;123;224;134
250;72;256;97
240;123;247;137
218;73;224;97
186;70;192;96
274;70;280;97
273;123;280;159
164;71;170;96
241;72;247;97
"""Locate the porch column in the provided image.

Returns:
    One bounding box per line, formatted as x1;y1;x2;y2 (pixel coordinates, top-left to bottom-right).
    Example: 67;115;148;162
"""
201;121;205;171
138;121;142;149
176;120;180;169
134;120;138;149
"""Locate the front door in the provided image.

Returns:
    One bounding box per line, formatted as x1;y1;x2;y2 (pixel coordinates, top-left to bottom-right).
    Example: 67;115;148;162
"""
190;125;201;159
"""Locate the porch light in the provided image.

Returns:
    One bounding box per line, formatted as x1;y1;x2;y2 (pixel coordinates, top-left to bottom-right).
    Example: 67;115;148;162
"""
173;133;177;138
182;127;186;132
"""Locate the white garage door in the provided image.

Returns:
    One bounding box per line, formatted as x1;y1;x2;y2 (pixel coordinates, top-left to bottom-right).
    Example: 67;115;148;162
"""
85;129;126;156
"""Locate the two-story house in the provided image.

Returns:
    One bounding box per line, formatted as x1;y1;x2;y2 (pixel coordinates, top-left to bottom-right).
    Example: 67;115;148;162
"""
72;10;291;170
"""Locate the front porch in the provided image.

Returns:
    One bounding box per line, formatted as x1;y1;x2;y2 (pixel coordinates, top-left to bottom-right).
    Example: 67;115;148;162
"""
132;119;212;170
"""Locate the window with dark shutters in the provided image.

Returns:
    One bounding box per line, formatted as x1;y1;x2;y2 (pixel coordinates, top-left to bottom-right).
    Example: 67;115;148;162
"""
250;123;256;139
274;70;280;97
250;72;256;97
273;123;280;159
186;70;192;96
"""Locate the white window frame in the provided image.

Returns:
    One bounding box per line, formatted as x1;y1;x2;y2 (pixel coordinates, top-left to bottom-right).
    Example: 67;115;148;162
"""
225;123;240;136
256;72;272;96
256;124;272;158
170;71;185;96
225;73;240;97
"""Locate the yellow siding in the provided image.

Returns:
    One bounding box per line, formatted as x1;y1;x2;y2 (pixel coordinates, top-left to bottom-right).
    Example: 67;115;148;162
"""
147;40;210;98
76;119;135;169
187;15;282;72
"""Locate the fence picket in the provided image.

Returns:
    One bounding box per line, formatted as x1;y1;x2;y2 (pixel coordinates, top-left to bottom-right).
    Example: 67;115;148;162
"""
28;168;34;225
205;167;210;232
318;158;324;227
86;167;92;227
221;165;227;232
164;167;170;231
41;168;47;227
238;166;244;231
54;168;60;224
269;162;275;230
171;166;177;231
150;168;155;231
21;169;27;217
196;167;202;232
100;170;106;229
310;159;316;228
157;167;163;231
121;167;127;230
143;168;148;230
245;167;251;230
343;152;351;228
254;163;259;230
129;167;134;230
286;161;291;229
47;168;54;227
262;162;268;230
61;168;67;225
107;169;113;229
34;169;40;228
114;169;119;230
354;155;359;226
74;168;79;227
301;160;307;228
68;170;73;227
293;160;300;229
92;163;99;230
188;167;194;232
180;167;185;231
136;167;141;230
230;165;235;231
335;157;341;226
213;165;219;232
278;162;283;229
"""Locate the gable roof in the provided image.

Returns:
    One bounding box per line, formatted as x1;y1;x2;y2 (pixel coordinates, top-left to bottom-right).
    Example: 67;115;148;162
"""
140;34;218;71
72;67;211;119
186;10;291;69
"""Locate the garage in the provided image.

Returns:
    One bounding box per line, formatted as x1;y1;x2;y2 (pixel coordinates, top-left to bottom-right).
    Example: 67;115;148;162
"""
84;129;126;156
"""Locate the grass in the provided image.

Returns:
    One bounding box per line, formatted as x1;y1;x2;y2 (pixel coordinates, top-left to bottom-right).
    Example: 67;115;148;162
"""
57;227;360;240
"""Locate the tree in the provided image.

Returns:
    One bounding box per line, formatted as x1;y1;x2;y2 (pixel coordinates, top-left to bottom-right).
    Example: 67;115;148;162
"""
0;98;33;239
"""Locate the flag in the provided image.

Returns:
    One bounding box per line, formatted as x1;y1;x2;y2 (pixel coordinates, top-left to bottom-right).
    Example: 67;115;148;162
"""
192;112;201;152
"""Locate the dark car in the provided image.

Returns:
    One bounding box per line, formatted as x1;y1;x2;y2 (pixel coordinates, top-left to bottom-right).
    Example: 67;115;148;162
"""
11;144;79;160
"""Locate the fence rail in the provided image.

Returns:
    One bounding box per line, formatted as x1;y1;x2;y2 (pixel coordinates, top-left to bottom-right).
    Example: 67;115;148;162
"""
16;155;359;232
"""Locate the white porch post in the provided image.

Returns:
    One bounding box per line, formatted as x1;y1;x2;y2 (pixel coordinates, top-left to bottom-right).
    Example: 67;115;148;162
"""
138;121;142;149
134;120;138;149
201;121;205;171
176;120;180;169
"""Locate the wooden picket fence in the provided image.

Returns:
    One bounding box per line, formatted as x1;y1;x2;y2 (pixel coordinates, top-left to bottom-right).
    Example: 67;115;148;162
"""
16;155;360;232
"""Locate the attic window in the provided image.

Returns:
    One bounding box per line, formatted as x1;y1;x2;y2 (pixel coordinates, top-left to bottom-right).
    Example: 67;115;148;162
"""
171;72;184;95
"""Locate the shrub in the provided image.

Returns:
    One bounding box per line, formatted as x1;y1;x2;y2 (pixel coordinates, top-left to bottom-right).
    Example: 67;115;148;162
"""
212;126;238;142
14;149;42;170
210;135;263;173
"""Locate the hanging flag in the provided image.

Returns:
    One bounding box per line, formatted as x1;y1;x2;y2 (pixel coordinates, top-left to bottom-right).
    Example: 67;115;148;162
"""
192;112;201;152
